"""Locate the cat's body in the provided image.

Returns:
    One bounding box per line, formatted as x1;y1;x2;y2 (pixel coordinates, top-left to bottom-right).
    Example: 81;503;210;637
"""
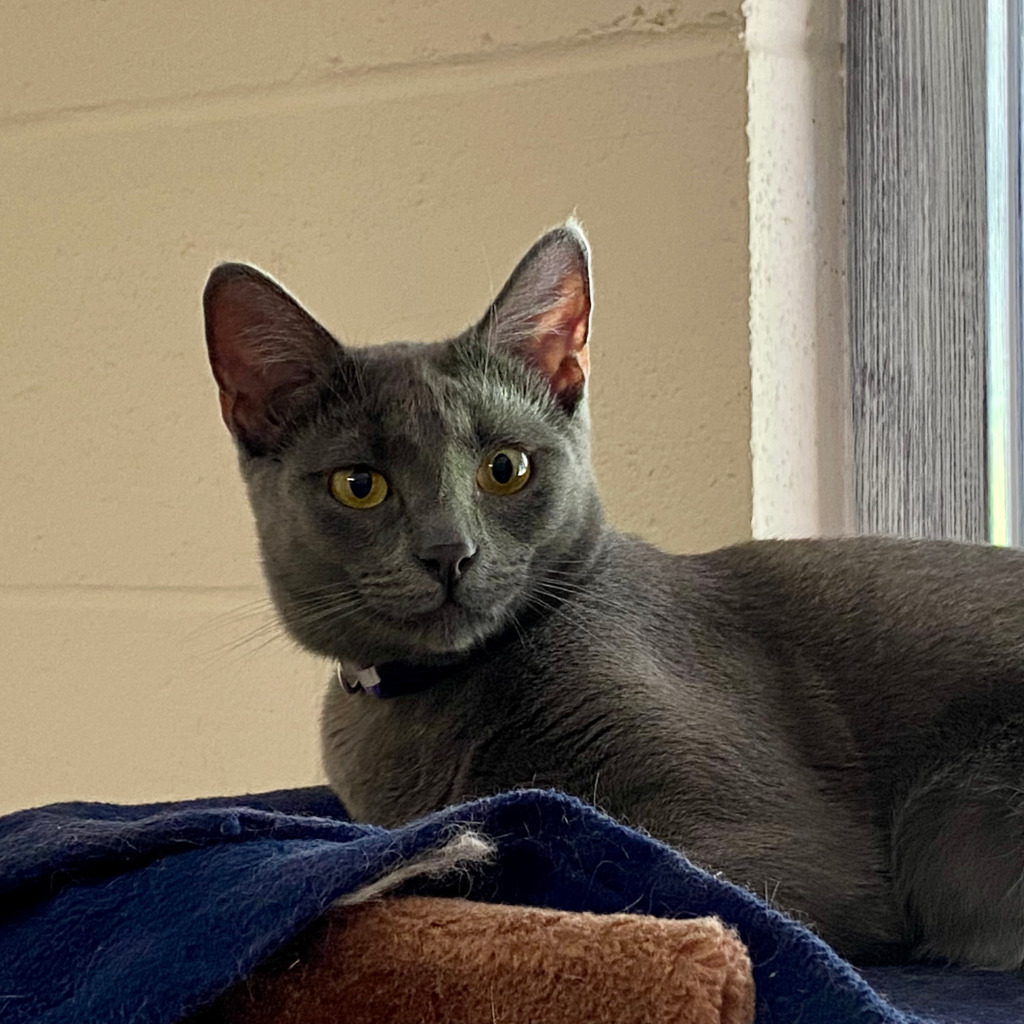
205;222;1024;969
322;533;1024;965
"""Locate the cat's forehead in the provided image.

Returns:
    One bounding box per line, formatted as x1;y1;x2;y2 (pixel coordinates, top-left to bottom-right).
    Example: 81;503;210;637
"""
349;339;549;431
297;337;559;469
347;341;469;435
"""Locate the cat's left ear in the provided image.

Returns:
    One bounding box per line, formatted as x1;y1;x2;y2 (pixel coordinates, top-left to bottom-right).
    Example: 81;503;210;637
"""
482;220;592;412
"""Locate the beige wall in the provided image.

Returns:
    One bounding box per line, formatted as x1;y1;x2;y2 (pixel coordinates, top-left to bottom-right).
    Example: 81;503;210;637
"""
1;2;750;813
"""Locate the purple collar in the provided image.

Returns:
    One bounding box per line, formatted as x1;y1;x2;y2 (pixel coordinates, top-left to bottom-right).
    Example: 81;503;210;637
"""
334;659;446;699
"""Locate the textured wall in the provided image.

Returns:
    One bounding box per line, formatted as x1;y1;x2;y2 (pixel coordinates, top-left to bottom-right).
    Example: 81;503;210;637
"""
746;0;848;539
1;1;750;812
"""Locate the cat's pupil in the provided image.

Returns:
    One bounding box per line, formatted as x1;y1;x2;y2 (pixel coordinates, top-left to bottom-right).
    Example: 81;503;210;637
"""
349;471;373;499
492;453;514;485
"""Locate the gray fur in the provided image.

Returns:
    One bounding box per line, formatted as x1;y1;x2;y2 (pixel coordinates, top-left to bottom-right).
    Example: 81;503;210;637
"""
204;223;1024;968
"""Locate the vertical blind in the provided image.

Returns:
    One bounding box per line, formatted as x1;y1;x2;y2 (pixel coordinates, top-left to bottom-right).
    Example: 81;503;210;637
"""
848;1;989;541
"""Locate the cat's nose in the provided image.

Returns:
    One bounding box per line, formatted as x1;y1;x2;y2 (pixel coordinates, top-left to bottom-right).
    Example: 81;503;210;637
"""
417;542;478;587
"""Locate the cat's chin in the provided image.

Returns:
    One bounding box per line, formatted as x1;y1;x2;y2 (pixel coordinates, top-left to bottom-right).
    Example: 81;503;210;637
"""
331;598;511;665
389;600;502;658
280;582;522;666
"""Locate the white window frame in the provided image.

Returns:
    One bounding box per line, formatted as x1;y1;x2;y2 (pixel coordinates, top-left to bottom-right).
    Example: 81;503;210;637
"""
987;0;1024;546
745;0;850;540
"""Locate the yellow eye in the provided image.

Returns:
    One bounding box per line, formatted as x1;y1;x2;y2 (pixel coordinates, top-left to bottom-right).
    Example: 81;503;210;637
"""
477;448;531;495
329;467;388;509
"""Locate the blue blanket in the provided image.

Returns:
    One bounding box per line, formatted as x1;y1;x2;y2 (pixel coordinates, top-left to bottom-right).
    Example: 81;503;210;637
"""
1;787;1020;1024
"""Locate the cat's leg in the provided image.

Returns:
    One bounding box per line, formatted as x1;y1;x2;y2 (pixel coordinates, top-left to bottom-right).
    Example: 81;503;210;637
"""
892;717;1024;969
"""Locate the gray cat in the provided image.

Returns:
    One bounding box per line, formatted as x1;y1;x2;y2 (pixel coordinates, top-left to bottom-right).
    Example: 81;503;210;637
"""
204;222;1024;969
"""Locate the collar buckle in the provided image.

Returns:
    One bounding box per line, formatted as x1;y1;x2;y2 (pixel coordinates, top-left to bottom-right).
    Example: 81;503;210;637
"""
334;661;381;696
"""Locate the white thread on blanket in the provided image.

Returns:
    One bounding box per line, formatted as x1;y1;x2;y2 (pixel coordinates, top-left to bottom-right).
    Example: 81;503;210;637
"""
333;830;495;907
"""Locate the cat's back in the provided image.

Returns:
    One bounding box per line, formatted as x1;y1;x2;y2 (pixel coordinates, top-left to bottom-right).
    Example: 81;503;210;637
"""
668;535;1024;750
683;535;1024;667
595;530;1023;646
692;534;1023;613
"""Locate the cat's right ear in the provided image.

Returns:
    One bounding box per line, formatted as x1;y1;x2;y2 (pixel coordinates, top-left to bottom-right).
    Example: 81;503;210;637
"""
203;263;339;456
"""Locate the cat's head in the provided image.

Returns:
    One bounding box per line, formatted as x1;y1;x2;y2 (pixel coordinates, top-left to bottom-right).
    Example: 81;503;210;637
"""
204;222;603;666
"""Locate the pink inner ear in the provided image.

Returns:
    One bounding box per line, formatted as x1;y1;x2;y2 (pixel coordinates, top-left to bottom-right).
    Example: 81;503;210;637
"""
210;299;304;398
527;271;591;400
205;272;325;448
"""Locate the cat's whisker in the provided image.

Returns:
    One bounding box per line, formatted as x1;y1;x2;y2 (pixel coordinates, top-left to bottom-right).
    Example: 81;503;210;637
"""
201;612;361;669
528;583;649;656
196;619;305;672
533;572;644;618
531;578;634;621
185;593;294;661
287;580;363;598
504;608;530;653
287;592;364;612
189;595;281;638
282;601;369;633
522;591;626;662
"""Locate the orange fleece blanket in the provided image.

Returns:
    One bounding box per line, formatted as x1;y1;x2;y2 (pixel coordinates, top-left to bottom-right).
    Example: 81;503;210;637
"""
195;896;754;1024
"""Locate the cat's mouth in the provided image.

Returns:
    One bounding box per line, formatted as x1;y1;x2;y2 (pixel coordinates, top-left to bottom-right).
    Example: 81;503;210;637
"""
285;579;519;663
387;590;509;654
403;594;470;628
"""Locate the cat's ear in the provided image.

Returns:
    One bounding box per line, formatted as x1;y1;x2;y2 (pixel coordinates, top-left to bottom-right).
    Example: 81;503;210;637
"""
203;263;339;455
482;220;592;411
